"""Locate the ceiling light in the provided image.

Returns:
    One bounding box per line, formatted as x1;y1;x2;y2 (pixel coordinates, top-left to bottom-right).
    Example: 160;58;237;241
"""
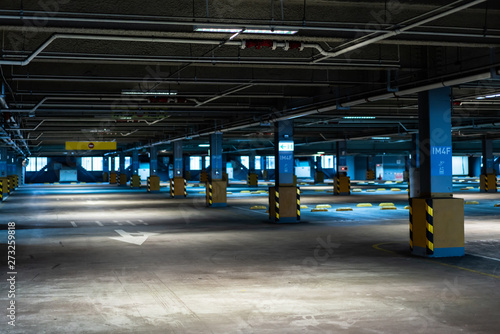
194;27;297;35
121;90;177;96
198;144;210;147
372;137;390;140
343;116;376;120
475;93;500;100
317;151;325;154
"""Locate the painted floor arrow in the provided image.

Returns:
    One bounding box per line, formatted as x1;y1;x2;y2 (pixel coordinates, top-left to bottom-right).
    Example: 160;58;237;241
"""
109;230;158;245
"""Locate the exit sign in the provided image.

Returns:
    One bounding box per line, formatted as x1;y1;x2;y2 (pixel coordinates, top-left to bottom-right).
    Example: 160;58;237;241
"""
278;141;294;152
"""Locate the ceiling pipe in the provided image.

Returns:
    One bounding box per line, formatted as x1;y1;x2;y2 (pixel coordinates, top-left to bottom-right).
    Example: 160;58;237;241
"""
0;33;400;68
311;0;487;63
115;69;495;154
0;89;29;155
1;9;499;41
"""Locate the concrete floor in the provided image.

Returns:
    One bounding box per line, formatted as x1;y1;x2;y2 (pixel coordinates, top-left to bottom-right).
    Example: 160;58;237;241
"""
1;183;500;333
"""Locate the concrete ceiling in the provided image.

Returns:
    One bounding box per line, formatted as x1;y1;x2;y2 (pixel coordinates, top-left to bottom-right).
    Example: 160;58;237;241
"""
1;0;500;157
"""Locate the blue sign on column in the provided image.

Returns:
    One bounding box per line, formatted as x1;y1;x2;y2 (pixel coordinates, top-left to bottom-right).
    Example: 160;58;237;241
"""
430;146;452;176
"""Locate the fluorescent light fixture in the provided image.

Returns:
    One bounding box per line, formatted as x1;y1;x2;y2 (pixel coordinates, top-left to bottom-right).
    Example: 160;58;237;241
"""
476;93;500;100
198;144;210;147
372;137;390;140
195;27;297;35
121;90;177;96
317;151;325;154
343;116;376;120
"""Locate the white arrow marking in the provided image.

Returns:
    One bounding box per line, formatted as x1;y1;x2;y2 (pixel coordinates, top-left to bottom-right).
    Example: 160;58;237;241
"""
109;230;158;246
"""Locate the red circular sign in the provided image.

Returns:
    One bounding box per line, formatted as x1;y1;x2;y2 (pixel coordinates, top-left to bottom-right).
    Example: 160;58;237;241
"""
88;143;94;149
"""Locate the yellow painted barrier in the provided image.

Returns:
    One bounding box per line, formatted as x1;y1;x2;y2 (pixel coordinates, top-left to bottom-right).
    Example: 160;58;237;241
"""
381;206;397;210
390;188;401;192
377;188;387;191
316;204;332;209
300;205;308;209
336;207;353;211
404;206;410;209
250;206;267;210
352;189;362;192
379;203;395;207
366;189;376;192
311;208;328;212
494;204;500;207
464;201;479;205
241;190;251;193
357;203;372;207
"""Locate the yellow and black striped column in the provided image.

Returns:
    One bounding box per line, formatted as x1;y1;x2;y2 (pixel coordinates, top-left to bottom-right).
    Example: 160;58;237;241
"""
425;199;434;256
0;179;3;202
410;197;464;258
275;187;280;222
480;174;497;193
409;198;413;252
296;187;301;221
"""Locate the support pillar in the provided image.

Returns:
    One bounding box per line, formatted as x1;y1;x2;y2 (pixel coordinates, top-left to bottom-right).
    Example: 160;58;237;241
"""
410;87;464;258
206;133;227;207
409;134;420;198
247;152;258;187
130;150;141;189
147;146;160;192
109;155;117;184
334;141;350;195
269;120;300;223
102;156;109;182
7;153;17;191
118;152;127;186
365;156;375;180
480;136;497;193
170;141;186;198
314;157;324;184
0;148;8;200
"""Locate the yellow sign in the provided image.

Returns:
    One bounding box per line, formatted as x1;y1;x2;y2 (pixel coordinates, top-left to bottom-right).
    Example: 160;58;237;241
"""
65;142;117;150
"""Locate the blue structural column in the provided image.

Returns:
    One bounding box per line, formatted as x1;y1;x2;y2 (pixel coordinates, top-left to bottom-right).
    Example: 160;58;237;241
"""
118;152;127;186
410;87;464;258
206;133;226;207
269;120;300;223
109;155;117;184
365;156;375;180
0;148;7;178
170;141;186;198
247;151;258;186
147;146;160;192
102;156;109;182
130;150;141;188
480;136;497;193
0;148;7;200
334;140;350;195
173;142;183;178
150;146;158;176
409;134;420;198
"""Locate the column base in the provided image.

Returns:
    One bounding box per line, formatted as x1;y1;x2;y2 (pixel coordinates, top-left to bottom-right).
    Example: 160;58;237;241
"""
269;186;301;223
314;171;324;184
130;175;141;189
147;175;160;192
109;172;117;184
480;174;498;193
206;180;227;207
118;173;127;186
334;176;351;196
247;172;258;187
409;197;464;258
170;177;187;198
